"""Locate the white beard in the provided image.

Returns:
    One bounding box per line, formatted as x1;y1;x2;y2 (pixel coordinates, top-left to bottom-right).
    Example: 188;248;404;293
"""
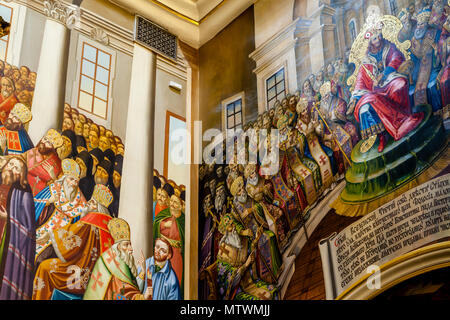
113;244;138;278
62;177;78;202
220;229;242;249
215;194;225;212
247;175;259;186
237;192;248;204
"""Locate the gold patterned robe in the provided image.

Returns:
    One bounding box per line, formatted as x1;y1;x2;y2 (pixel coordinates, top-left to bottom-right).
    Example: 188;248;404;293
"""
32;212;113;300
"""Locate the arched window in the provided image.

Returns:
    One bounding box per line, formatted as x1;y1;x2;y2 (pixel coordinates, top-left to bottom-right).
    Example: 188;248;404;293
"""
349;19;357;43
389;0;398;16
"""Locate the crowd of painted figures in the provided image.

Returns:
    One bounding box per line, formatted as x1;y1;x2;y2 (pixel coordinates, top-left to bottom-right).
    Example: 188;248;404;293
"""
0;73;184;299
152;169;186;299
198;0;450;301
0;61;35;111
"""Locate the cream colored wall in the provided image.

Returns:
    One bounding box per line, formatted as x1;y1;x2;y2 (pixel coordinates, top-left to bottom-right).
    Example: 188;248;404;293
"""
254;0;295;49
81;0;134;30
154;69;187;176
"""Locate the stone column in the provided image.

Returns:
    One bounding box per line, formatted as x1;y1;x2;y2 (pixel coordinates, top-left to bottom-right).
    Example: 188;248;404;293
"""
118;42;156;258
306;0;337;74
334;7;346;58
28;0;78;144
179;41;200;300
294;18;313;87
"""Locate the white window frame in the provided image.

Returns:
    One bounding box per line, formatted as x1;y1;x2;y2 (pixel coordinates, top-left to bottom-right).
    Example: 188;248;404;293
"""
222;91;245;132
0;0;26;66
71;34;116;128
264;64;287;111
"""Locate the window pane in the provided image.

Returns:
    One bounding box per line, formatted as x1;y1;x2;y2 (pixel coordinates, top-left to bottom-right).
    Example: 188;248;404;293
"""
267;75;276;90
267;87;276;101
276;81;285;95
0;41;6;61
96;66;109;85
95;81;108;101
83;44;97;63
81;59;95;78
276;69;285;83
97;51;111;69
80;75;94;94
277;92;286;101
235;113;242;125
227;103;234;116
227;115;235;129
79;91;93;111
268;99;275;109
0;6;12;24
234;102;241;113
93;98;107;118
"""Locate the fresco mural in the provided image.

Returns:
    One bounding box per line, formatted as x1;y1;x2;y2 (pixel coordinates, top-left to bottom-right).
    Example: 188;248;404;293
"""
0;0;448;304
198;0;450;301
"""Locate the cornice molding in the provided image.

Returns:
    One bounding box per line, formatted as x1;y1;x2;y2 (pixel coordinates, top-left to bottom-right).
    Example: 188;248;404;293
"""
43;0;79;28
249;18;299;63
11;0;188;80
252;38;297;76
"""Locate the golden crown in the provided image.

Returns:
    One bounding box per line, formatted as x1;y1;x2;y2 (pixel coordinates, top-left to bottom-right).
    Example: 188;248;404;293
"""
296;97;309;113
92;184;114;208
10;103;32;124
230;176;244;196
107;218;130;243
45;129;64;148
62;158;81;179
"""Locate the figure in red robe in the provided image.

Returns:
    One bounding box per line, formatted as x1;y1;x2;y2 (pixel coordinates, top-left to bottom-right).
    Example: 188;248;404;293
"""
0;77;18;125
348;26;424;152
25;130;63;197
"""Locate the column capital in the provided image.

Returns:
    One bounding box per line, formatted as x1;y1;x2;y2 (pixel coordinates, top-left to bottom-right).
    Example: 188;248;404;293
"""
43;0;79;29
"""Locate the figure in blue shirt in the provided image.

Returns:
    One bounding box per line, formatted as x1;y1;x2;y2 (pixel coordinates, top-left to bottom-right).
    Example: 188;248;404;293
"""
136;238;181;300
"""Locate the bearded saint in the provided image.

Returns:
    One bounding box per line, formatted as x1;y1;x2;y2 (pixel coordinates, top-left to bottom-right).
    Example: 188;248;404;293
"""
22;129;63;197
0;157;35;300
409;7;443;112
83;218;151;300
0;77;18;125
216;213;278;300
32;184;114;300
244;164;291;251
0;103;34;155
230;176;283;285
316;82;358;174
296;98;336;189
154;182;173;220
301;79;317;114
348;21;424;153
136;238;181;300
153;191;185;297
35;159;87;265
